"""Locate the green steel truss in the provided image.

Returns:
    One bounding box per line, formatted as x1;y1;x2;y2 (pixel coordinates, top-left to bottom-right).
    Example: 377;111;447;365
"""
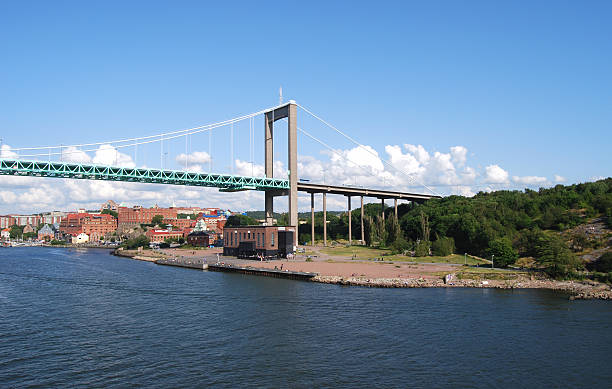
0;159;289;191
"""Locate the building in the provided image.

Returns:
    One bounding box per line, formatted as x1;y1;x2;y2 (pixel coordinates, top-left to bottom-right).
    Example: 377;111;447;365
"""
223;225;296;258
1;228;10;240
118;205;178;227
23;224;35;234
72;233;89;244
145;229;184;243
41;211;66;225
37;224;56;241
163;218;197;229
101;200;119;213
187;231;210;247
59;212;117;241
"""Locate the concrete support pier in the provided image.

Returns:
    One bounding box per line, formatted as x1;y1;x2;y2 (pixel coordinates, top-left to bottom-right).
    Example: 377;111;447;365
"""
347;196;352;245
394;198;398;219
361;196;365;244
381;198;385;222
323;193;327;246
311;192;315;247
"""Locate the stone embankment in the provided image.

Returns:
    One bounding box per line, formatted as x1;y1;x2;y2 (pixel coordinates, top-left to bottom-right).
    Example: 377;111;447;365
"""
312;275;612;300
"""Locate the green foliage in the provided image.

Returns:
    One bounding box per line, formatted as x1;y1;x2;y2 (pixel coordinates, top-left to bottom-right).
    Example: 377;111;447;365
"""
121;235;150;250
49;239;64;246
225;214;258;227
151;215;164;226
390;236;411;254
385;216;402;247
23;232;38;240
400;178;612;258
9;225;24;239
486;238;518;268
590;252;612;273
101;209;118;218
532;233;583;278
414;240;430;257
432;237;455;257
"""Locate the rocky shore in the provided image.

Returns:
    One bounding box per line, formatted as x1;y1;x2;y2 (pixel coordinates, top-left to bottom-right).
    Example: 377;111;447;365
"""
312;275;612;300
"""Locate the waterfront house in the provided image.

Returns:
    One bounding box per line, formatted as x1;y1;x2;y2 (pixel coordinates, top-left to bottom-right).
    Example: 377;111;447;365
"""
72;233;90;244
38;224;56;241
1;228;10;240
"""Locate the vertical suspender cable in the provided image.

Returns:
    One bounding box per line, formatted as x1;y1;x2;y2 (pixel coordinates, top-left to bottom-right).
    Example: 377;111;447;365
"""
230;122;234;174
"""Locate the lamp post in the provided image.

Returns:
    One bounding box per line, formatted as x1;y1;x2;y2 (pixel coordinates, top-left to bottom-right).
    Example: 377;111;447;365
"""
491;254;494;269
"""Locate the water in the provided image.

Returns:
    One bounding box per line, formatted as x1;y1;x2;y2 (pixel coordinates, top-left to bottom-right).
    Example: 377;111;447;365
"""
1;248;611;388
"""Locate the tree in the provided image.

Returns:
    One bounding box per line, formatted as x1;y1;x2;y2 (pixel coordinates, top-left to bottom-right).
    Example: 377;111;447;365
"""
121;235;150;250
590;252;612;273
151;215;164;226
225;214;258;227
533;233;583;278
9;225;23;239
414;240;430;257
101;209;118;218
432;237;455;256
486;238;518;268
385;216;402;247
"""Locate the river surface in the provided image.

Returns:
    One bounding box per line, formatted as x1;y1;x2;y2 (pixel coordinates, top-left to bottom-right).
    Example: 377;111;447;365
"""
1;247;611;388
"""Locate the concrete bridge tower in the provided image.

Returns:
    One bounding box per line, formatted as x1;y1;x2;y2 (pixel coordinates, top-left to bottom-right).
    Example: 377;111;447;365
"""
264;101;298;246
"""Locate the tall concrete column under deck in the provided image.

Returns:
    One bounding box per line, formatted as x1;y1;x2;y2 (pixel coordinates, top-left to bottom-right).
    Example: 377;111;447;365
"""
394;198;398;220
347;196;352;245
360;196;364;244
311;192;315;247
323;193;327;246
381;198;385;222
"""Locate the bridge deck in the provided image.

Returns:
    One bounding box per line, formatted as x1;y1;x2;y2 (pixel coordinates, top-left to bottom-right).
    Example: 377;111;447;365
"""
0;159;439;200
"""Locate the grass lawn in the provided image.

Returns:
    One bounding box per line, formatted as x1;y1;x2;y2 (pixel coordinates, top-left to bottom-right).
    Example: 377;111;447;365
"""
317;246;488;265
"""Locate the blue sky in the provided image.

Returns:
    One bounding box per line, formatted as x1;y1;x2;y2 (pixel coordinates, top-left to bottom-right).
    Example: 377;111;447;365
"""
0;1;610;212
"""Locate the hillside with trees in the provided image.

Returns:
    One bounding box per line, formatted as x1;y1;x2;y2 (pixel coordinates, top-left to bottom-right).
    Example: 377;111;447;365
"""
294;178;612;279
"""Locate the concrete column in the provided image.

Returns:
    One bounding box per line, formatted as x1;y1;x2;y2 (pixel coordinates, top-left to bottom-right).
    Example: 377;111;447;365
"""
360;196;364;244
287;102;298;246
381;198;385;222
264;112;274;225
311;192;315;247
347;196;352;245
394;198;398;220
323;193;327;246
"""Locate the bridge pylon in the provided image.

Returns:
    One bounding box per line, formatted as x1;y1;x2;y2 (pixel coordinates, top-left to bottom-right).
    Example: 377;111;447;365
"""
264;100;298;247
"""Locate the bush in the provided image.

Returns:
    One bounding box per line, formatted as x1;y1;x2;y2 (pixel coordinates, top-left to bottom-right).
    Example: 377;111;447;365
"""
121;235;150;250
432;237;455;256
390;236;410;254
591;252;612;273
414;240;430;257
486;238;518;268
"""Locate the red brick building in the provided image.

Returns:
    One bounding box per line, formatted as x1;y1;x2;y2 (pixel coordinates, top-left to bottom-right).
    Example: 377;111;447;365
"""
145;229;184;243
59;212;117;241
118;206;178;227
223;226;296;258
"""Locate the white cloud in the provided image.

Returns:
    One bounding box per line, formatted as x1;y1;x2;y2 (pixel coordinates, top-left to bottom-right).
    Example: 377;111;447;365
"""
92;144;135;167
62;146;92;163
512;175;547;185
554;175;566;182
175;151;211;172
450;146;467;167
484;164;509;184
0;140;562;213
0;145;19;159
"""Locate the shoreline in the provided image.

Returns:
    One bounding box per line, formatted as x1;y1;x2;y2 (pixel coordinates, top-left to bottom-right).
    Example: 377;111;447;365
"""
110;248;612;300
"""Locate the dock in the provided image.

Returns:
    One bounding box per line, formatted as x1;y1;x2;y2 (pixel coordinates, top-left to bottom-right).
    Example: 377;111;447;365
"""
155;257;208;270
208;263;317;281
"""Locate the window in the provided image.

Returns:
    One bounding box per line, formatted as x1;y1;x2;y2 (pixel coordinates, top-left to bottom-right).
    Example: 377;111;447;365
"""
271;232;275;247
262;233;265;246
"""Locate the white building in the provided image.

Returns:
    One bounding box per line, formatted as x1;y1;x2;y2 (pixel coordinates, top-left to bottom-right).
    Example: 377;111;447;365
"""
72;233;90;244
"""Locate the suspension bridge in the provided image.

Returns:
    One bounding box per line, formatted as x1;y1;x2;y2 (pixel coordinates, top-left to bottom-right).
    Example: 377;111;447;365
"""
0;100;440;246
